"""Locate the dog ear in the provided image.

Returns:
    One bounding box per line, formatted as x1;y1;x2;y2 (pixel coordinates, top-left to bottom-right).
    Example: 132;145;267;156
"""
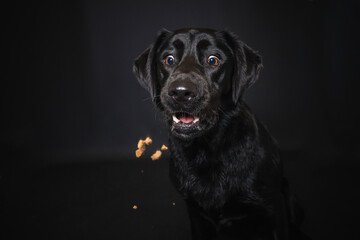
133;29;171;102
222;31;263;104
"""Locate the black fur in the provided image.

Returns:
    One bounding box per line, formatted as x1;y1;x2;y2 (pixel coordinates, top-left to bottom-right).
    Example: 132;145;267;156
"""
133;28;309;240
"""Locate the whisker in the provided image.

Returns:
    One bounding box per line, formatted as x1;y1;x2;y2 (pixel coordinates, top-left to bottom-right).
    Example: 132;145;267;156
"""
142;96;153;102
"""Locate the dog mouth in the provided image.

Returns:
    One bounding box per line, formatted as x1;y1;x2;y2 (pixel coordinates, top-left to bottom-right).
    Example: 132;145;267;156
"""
172;112;200;125
170;112;202;140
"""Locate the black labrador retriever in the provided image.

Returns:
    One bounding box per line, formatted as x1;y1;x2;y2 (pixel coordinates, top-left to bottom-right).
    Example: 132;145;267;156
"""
133;28;308;240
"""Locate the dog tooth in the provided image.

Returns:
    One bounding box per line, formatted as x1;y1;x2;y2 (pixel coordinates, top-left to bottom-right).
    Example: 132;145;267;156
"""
172;115;180;123
194;117;200;123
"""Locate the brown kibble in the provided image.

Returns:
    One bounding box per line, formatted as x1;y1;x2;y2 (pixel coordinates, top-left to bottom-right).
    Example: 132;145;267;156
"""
144;137;152;145
161;144;168;151
135;149;144;158
137;140;145;150
150;150;162;161
135;137;152;158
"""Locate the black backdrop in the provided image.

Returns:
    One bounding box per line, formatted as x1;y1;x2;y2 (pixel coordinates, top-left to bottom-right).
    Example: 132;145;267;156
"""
2;1;360;239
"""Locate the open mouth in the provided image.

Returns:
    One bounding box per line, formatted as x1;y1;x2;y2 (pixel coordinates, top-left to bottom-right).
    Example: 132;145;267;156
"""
172;112;200;125
170;112;201;140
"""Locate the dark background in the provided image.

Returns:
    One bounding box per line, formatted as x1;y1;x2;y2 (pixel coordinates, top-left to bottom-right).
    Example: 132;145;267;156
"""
1;0;360;239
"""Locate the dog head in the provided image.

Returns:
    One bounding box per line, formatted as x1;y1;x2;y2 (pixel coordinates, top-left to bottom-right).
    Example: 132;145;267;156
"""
133;28;262;141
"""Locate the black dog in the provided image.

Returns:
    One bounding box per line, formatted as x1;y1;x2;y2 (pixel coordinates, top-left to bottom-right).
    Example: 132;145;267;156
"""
133;28;307;240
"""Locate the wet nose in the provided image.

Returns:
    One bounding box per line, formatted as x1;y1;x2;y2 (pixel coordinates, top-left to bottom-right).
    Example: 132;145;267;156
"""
168;81;197;103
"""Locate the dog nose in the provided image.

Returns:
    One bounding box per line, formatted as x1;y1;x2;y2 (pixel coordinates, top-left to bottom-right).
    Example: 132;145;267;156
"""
168;81;197;103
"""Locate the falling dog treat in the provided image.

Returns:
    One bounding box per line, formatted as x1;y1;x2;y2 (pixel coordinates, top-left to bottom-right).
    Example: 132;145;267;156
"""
143;137;152;145
150;150;162;161
135;137;153;158
137;140;145;150
137;137;152;149
135;136;167;160
135;149;144;158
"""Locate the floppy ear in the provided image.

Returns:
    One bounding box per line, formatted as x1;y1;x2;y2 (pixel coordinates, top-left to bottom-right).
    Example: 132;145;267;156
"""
223;31;263;104
133;29;171;102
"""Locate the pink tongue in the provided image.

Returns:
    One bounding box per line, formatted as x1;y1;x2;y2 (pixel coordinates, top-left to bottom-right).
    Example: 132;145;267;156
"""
179;115;194;123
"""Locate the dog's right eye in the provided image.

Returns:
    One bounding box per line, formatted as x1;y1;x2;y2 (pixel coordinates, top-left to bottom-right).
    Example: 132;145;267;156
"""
207;55;220;66
165;55;175;66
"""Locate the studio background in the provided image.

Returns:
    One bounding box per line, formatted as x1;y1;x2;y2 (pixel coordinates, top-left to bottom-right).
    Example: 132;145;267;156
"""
1;0;359;239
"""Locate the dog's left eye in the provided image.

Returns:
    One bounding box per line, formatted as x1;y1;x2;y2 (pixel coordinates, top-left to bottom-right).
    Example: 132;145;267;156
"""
165;55;175;66
207;56;220;66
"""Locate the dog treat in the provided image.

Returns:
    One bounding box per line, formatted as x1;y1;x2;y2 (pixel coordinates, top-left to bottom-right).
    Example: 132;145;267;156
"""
137;141;145;150
137;136;152;149
135;137;153;158
136;140;145;158
161;144;168;151
132;205;138;210
150;150;162;161
144;137;152;145
135;149;144;158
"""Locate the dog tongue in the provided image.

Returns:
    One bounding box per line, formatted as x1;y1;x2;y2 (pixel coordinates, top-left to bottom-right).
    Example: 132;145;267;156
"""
179;114;194;123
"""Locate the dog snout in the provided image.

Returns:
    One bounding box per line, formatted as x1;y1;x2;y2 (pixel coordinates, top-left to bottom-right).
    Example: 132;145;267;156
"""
168;80;198;103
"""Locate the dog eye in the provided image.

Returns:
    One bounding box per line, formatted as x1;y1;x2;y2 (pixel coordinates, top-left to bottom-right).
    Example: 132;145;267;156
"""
165;55;175;65
207;56;220;66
